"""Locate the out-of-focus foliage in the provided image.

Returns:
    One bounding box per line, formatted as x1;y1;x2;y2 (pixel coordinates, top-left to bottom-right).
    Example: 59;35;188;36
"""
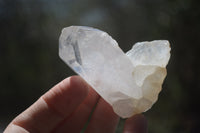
0;0;200;132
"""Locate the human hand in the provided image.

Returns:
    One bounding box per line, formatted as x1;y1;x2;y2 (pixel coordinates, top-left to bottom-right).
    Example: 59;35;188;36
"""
4;76;147;133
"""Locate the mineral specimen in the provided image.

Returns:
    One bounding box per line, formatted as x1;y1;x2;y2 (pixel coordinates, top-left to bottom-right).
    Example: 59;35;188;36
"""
59;26;171;118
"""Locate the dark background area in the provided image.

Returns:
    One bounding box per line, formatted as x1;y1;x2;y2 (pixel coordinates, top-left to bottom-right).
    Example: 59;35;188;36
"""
0;0;200;132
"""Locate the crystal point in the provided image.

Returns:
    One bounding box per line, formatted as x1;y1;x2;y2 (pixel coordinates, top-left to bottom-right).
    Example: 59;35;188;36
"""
59;26;171;118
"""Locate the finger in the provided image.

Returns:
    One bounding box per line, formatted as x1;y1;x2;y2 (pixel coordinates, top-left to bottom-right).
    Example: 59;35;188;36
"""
85;98;120;133
4;76;89;133
123;114;147;133
53;87;100;133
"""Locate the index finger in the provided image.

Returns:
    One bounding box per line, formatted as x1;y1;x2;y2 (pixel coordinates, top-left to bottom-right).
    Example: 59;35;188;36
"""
4;76;89;133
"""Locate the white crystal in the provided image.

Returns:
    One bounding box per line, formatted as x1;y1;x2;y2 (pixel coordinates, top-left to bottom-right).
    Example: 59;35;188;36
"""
59;26;171;118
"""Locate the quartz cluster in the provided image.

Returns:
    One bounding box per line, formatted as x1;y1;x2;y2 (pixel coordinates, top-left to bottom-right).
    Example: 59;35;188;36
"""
59;26;171;118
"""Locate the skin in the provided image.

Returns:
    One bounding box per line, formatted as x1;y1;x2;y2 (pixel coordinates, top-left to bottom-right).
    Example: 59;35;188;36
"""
4;76;147;133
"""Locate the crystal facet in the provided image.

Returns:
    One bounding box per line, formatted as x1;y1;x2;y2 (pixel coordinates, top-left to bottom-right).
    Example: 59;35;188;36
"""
59;26;171;118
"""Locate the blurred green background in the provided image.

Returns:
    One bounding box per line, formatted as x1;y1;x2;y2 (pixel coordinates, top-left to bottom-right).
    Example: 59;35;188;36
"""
0;0;200;132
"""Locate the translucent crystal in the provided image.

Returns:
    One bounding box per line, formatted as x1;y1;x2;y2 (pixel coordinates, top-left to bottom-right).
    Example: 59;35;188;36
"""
59;26;171;118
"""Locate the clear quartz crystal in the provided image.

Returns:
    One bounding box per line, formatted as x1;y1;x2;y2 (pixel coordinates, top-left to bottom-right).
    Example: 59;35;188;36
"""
59;26;171;118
